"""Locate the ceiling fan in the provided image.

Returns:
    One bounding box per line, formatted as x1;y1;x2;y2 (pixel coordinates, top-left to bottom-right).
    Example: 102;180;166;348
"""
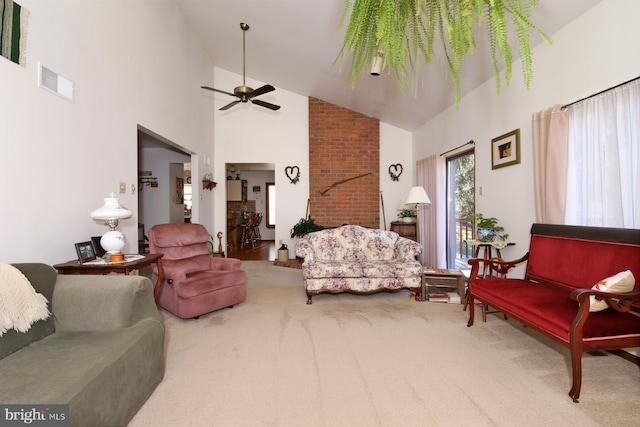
201;23;280;111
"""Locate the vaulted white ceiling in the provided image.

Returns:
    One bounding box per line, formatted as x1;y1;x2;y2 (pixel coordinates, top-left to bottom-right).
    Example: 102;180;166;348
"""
176;0;601;131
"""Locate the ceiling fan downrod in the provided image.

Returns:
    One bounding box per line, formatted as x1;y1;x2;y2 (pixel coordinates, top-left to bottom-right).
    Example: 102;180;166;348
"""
240;22;249;89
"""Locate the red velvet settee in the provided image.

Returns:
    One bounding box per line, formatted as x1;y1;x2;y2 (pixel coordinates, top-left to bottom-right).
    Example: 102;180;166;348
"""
466;223;640;402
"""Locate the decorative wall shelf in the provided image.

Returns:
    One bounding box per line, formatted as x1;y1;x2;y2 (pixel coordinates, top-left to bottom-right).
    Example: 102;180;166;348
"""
202;180;217;191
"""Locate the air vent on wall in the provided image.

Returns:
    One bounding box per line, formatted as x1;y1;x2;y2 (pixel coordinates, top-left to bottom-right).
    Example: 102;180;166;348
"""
38;62;74;102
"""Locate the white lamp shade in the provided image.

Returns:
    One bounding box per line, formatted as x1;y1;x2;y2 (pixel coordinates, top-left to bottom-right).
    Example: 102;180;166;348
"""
90;193;133;221
405;186;431;205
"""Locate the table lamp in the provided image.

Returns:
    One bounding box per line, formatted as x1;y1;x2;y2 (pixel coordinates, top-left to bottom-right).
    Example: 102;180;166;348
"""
404;186;431;243
90;192;133;262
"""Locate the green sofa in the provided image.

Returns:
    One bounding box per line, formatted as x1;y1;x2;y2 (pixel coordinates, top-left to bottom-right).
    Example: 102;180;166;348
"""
0;263;165;426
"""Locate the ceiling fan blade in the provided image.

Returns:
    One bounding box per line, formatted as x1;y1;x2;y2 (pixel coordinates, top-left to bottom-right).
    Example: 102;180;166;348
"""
251;99;281;111
248;84;275;98
201;86;236;97
220;100;242;111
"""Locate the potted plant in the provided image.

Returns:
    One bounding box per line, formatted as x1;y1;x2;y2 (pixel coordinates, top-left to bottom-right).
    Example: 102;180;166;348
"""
466;213;509;242
290;216;324;238
398;208;417;223
334;0;551;106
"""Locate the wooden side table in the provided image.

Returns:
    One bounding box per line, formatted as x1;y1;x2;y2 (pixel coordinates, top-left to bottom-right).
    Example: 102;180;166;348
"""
54;253;164;302
421;268;465;303
390;221;417;241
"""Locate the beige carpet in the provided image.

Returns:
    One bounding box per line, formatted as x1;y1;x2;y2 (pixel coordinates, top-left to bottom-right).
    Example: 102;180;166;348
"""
130;261;639;426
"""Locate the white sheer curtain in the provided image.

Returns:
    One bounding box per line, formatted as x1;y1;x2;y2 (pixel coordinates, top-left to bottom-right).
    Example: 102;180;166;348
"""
564;79;640;227
416;155;446;267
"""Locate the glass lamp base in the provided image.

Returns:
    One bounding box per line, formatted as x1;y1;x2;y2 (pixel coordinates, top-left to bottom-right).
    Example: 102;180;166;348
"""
100;230;126;254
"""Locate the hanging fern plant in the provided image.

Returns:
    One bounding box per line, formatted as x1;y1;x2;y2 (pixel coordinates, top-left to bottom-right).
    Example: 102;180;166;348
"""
334;0;552;105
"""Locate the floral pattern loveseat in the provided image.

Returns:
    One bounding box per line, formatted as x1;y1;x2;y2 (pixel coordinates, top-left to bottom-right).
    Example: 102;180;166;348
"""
295;225;423;304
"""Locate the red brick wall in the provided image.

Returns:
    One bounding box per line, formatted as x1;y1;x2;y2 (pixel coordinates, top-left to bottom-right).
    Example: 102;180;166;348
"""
308;97;379;229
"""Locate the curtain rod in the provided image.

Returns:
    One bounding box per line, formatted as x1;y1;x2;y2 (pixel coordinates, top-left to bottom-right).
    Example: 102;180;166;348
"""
440;140;475;157
561;75;640;110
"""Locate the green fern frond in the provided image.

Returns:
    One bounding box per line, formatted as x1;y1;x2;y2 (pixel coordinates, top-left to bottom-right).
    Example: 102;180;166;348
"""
334;0;552;103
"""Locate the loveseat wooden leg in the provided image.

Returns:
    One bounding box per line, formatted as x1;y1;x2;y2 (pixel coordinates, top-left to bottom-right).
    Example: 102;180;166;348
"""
467;296;475;327
569;342;583;402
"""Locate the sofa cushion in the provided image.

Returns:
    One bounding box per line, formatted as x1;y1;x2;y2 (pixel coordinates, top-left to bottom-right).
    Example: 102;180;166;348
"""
361;261;422;278
364;230;399;261
303;226;410;262
306;228;365;262
589;270;635;312
302;260;363;279
0;324;165;426
0;264;57;360
470;278;640;341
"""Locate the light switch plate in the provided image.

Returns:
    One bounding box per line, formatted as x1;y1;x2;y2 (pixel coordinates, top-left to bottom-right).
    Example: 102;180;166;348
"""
130;184;136;194
119;182;126;193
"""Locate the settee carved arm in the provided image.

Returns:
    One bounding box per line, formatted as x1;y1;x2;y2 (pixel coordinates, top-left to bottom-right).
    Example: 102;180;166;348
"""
570;288;640;313
468;253;529;280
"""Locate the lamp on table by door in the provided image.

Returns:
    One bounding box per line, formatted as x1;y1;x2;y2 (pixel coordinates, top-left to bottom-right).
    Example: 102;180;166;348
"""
90;192;133;262
404;186;431;244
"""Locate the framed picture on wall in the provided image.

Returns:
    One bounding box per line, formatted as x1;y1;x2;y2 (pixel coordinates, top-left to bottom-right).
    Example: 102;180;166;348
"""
491;128;521;169
75;241;97;264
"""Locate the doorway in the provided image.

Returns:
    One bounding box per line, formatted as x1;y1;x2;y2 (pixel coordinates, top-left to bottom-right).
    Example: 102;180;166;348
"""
445;150;475;274
137;126;194;233
224;163;276;260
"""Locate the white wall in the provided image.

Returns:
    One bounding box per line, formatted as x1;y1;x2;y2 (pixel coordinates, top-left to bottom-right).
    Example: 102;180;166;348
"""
380;122;413;230
0;0;215;264
413;0;640;275
211;68;413;250
212;67;309;251
139;147;191;229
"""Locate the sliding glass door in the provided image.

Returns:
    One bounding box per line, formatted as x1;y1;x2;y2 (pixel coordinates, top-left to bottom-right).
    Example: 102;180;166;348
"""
446;151;475;273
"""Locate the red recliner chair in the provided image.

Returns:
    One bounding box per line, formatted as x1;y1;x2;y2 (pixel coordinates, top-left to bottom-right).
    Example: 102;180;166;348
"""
148;223;246;319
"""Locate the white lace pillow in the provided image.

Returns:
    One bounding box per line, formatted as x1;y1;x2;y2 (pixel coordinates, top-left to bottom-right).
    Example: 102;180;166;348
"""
589;270;635;312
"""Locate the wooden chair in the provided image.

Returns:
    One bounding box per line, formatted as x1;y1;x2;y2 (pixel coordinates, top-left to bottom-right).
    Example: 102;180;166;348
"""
138;223;149;254
240;213;257;249
227;215;237;251
252;213;263;243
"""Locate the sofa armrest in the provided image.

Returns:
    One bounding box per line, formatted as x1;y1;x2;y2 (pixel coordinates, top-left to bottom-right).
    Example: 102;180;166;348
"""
394;238;422;261
295;238;316;261
52;274;162;332
570;288;640;313
209;257;242;271
468;253;529;280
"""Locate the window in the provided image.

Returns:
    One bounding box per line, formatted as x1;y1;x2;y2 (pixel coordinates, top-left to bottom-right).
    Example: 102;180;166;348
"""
266;182;275;228
446;150;475;272
564;79;639;227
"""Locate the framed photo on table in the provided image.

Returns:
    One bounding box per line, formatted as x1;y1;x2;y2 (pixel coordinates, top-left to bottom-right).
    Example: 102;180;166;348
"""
74;241;97;264
491;129;521;169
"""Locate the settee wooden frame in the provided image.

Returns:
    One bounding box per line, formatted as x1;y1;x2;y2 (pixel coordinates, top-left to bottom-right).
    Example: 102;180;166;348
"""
466;223;640;402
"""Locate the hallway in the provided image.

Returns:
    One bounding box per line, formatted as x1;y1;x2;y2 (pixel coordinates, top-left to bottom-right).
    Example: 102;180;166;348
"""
227;240;276;261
